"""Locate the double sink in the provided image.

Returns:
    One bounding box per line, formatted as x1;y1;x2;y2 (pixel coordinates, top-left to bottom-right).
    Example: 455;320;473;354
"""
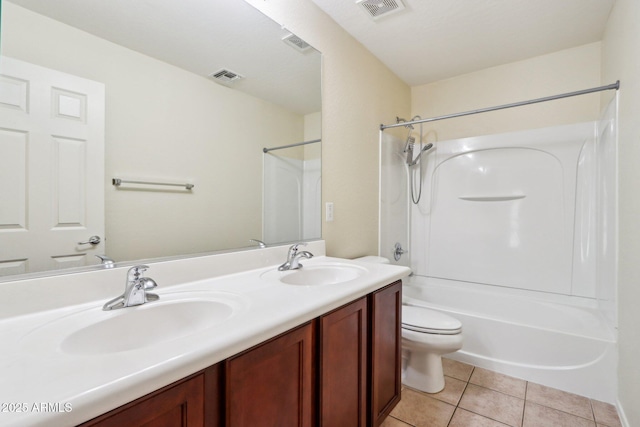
20;262;368;355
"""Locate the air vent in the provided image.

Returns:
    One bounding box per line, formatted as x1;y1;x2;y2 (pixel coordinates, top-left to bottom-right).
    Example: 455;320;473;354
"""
356;0;406;20
282;33;312;53
209;69;244;83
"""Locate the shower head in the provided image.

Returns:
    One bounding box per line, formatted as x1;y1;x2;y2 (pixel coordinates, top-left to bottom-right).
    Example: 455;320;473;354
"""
407;142;434;166
420;142;433;154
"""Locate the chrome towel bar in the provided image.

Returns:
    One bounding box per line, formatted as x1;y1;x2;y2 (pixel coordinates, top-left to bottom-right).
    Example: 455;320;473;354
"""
112;178;194;190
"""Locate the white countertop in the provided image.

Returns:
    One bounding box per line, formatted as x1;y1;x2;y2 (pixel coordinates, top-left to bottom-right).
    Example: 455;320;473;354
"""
0;247;410;426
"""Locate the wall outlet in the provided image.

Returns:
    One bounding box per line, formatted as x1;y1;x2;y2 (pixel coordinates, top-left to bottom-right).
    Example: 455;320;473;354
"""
325;202;334;222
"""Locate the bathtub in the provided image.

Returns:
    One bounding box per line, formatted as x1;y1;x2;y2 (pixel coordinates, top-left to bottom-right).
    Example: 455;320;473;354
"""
403;275;617;403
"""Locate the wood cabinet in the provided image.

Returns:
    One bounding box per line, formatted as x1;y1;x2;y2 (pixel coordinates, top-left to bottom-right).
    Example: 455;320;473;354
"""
79;281;401;427
318;281;402;427
319;297;368;427
225;322;315;427
79;365;222;427
370;281;403;427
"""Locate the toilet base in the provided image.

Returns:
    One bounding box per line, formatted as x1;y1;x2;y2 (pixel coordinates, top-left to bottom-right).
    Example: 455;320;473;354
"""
403;351;446;393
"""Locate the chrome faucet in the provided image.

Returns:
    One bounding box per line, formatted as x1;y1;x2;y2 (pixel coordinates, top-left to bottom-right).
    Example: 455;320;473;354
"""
95;254;115;268
249;239;267;248
278;243;313;271
102;265;159;311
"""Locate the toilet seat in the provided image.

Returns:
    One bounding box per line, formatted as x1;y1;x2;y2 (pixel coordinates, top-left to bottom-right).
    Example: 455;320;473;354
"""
402;305;462;335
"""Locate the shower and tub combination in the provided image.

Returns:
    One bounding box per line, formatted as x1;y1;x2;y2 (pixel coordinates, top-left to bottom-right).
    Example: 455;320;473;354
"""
262;138;321;244
379;83;619;403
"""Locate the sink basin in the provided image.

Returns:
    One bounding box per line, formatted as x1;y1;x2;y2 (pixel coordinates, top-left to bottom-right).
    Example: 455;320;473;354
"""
261;263;367;286
21;291;246;355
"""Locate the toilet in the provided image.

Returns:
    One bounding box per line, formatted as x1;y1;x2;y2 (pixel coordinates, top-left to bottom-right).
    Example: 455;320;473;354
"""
401;305;463;393
354;255;463;394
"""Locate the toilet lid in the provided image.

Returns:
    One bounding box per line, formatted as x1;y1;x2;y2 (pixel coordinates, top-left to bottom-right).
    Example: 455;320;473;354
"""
402;305;462;335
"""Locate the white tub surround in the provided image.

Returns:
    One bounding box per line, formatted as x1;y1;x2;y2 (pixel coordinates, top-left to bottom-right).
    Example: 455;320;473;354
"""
380;103;618;403
0;241;411;427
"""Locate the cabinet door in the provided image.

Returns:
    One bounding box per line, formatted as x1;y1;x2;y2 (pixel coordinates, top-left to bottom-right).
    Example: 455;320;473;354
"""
79;373;206;427
370;281;402;427
226;322;315;427
319;297;368;427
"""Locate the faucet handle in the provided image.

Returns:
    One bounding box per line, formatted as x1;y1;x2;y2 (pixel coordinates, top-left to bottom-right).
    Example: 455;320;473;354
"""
290;242;308;253
127;265;149;281
140;277;157;290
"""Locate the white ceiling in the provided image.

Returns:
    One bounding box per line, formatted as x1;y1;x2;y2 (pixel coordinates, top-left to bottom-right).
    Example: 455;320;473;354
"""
310;0;615;86
6;0;615;108
5;0;322;115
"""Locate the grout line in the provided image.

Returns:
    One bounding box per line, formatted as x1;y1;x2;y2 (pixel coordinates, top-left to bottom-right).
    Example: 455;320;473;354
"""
456;407;516;427
447;365;473;427
465;382;527;401
588;398;598;424
388;414;415;426
521;381;529;425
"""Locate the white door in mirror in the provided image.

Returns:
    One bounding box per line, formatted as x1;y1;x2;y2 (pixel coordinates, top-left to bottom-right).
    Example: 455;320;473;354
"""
0;57;105;276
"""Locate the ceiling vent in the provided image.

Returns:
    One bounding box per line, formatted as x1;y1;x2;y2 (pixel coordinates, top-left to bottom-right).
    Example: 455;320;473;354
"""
209;69;244;83
356;0;406;20
282;33;312;53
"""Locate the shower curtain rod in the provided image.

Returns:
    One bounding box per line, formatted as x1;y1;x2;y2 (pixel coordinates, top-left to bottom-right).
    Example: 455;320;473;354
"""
380;80;620;130
263;138;321;153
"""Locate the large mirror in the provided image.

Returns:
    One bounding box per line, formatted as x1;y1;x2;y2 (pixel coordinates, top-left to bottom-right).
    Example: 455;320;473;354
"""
0;0;322;281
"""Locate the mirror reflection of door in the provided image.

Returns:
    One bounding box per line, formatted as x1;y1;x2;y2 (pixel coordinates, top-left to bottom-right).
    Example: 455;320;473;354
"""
0;57;105;276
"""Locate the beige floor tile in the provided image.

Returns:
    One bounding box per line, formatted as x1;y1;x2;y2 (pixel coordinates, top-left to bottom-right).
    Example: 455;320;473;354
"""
443;357;474;381
459;384;524;427
523;402;596;427
380;415;414;427
591;400;622;427
526;382;593;420
449;408;511;427
390;388;455;427
410;375;467;406
470;367;527;398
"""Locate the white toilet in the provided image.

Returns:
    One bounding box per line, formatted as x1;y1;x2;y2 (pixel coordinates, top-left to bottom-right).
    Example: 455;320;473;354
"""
353;255;463;393
401;305;463;393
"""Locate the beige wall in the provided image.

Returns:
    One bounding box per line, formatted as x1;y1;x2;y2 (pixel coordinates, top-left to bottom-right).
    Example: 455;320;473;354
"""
246;0;411;258
2;3;306;261
602;0;640;424
304;112;322;160
276;112;321;161
411;43;602;141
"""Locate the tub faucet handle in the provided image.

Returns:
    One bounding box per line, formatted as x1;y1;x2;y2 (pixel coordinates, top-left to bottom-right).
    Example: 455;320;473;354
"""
393;242;406;261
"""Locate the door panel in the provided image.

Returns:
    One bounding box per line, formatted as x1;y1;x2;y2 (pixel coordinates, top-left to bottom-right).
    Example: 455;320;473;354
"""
0;57;105;275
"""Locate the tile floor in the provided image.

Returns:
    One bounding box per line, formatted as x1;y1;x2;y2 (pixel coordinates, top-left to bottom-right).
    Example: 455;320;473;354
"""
383;358;622;427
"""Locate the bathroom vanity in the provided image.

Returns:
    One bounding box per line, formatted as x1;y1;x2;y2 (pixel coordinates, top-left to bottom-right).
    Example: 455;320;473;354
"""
0;242;410;427
79;281;401;427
